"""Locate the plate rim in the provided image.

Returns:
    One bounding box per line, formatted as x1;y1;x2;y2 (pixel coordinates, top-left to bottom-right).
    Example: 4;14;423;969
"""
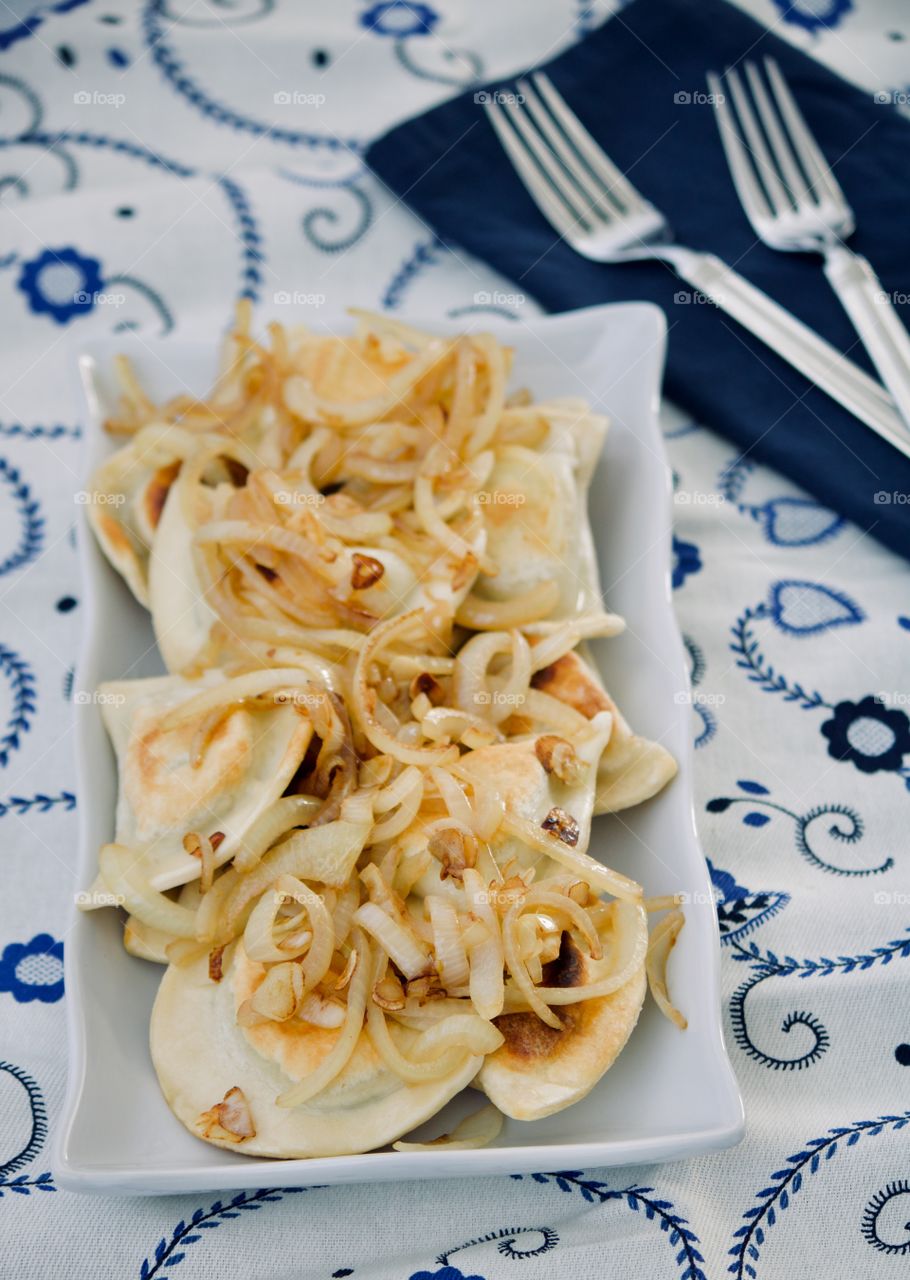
55;301;745;1194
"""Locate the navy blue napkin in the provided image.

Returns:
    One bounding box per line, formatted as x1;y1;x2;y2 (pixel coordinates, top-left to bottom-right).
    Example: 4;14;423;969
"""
366;0;910;562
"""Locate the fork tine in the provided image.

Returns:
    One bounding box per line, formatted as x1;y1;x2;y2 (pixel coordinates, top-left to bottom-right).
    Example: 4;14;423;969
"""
530;72;649;215
743;60;812;207
483;99;584;241
722;65;793;216
500;96;598;227
516;76;621;223
707;69;774;223
763;57;846;208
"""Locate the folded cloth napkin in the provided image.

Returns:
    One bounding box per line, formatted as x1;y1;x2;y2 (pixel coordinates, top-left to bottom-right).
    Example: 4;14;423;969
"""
366;0;910;561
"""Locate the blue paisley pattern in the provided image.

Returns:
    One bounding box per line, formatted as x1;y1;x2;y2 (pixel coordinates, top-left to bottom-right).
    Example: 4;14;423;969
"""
1;0;908;1275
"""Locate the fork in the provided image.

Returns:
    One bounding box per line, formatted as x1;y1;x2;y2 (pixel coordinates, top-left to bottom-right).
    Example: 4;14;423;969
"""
709;57;910;432
484;72;910;459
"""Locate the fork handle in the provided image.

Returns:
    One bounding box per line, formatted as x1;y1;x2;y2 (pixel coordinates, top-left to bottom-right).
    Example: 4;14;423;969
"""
670;250;910;459
822;245;910;433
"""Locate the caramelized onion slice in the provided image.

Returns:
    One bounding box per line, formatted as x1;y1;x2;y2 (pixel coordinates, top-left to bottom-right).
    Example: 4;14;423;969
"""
646;907;687;1030
393;1103;503;1151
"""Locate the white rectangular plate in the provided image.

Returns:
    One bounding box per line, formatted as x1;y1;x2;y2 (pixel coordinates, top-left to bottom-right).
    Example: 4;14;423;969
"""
56;302;744;1194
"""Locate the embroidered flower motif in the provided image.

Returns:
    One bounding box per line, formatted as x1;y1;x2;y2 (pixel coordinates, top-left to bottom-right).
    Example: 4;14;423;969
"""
0;933;64;1003
770;0;853;35
410;1269;485;1280
671;536;701;589
820;695;910;775
16;246;103;325
361;1;438;36
767;579;863;636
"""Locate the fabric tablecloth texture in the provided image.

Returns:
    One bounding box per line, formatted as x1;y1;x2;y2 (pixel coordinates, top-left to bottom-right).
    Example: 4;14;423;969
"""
0;2;909;1278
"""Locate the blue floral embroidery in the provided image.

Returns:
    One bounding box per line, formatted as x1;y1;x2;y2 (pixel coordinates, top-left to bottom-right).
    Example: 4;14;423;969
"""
510;1173;706;1280
729;594;910;787
0;934;64;1004
758;497;844;547
0;423;82;439
410;1268;484;1280
767;579;863;636
672;537;701;590
0;1171;54;1197
0;458;45;576
2;131;267;313
770;0;853;34
382;238;443;310
362;1;439;36
820;696;910;775
718;457;845;546
0;792;75;819
16;247;103;325
693;702;716;748
0;646;36;769
706;780;891;876
437;1228;557;1265
302;185;373;254
728;1112;909;1279
729;929;910;1072
683;634;717;748
862;1180;910;1255
707;859;789;943
139;1189;306;1278
142;2;360;152
0;1060;48;1177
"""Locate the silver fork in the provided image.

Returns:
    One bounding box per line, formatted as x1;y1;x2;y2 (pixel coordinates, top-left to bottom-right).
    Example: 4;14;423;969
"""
709;57;910;432
484;72;910;459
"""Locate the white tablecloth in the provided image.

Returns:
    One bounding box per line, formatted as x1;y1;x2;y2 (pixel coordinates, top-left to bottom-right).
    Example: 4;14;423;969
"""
1;1;909;1276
